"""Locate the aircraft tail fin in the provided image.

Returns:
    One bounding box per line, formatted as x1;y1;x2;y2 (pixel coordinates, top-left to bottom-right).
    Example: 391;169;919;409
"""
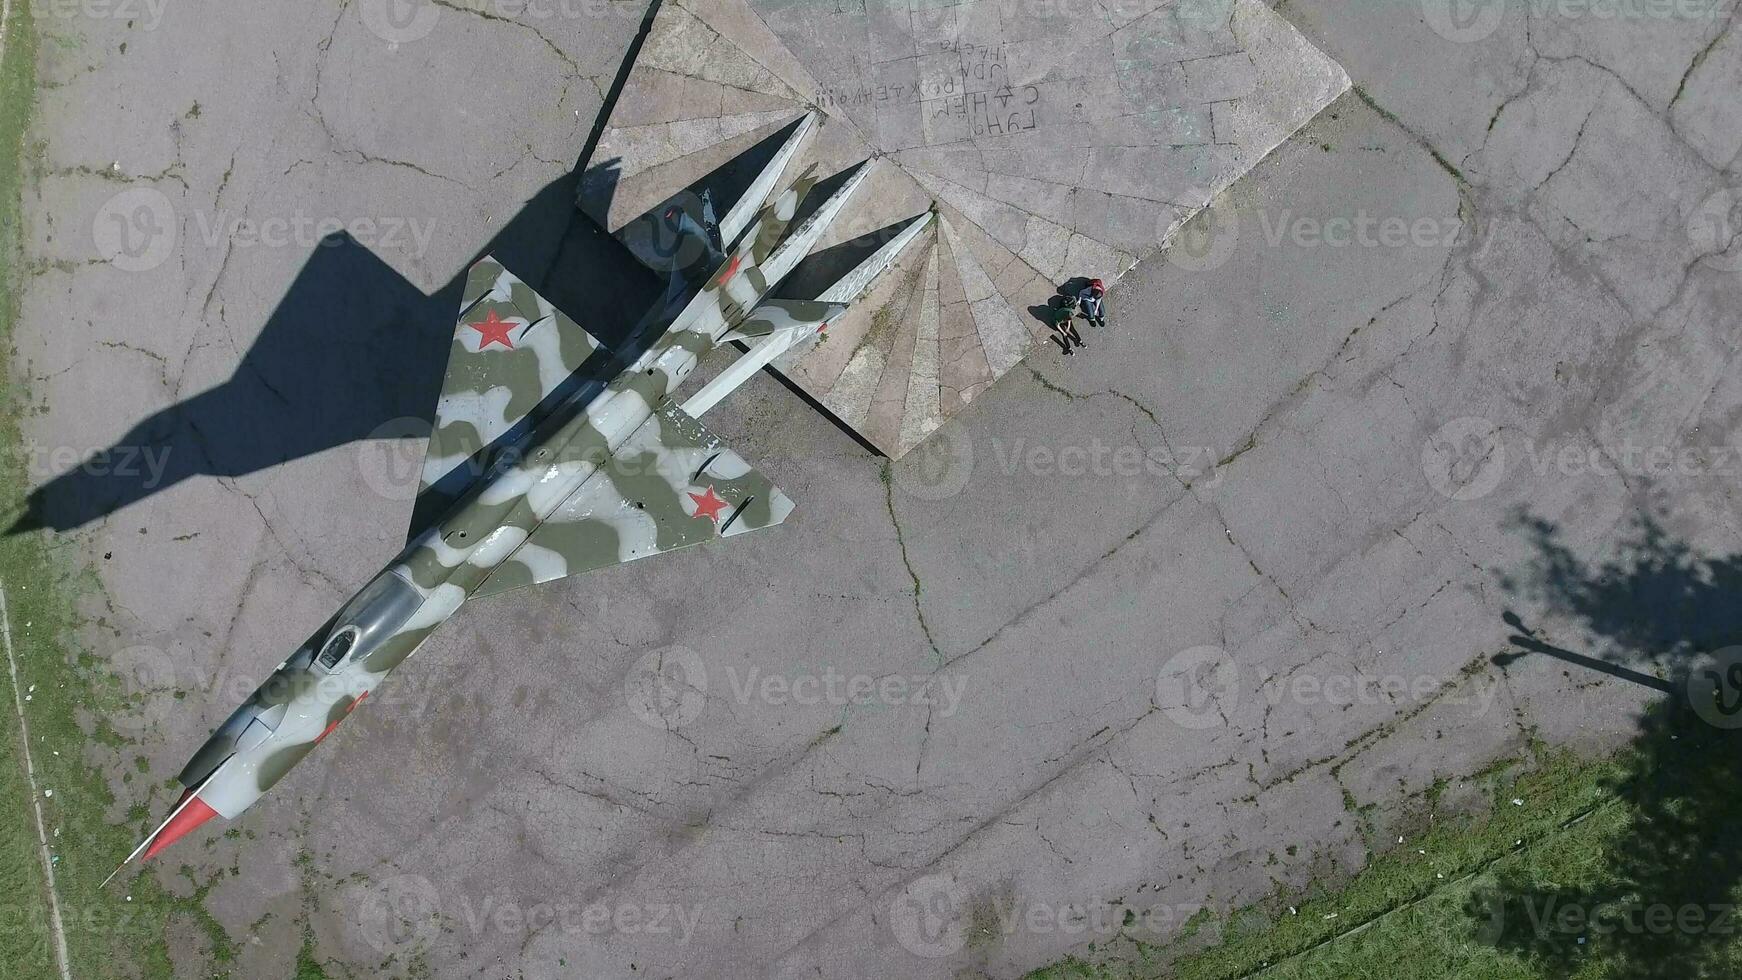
607;112;817;276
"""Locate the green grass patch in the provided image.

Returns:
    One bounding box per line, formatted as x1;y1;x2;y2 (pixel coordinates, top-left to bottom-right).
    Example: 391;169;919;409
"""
0;9;237;979
0;9;59;979
1028;720;1742;980
293;934;331;980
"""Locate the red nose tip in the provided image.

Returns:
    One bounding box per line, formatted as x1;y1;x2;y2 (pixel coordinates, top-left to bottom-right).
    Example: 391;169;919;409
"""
143;797;218;861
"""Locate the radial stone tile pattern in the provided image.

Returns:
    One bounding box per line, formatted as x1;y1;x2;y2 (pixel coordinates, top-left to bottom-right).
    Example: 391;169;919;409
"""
580;0;1348;457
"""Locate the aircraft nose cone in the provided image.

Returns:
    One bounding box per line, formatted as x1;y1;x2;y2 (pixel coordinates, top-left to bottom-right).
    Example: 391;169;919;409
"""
143;796;218;860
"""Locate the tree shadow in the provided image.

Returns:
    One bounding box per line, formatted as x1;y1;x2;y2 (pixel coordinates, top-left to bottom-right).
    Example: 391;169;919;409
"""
1468;510;1742;978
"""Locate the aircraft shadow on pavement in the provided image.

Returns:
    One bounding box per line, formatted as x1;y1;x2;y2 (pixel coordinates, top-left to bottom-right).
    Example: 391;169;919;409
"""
1470;510;1742;979
8;142;662;538
5;1;884;538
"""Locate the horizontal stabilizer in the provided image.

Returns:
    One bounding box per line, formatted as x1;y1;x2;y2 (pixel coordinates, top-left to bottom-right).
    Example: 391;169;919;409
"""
472;403;794;598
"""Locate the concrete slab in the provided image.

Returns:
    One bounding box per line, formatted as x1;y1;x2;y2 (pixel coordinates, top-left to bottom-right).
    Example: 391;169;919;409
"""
21;0;1742;977
585;0;1348;455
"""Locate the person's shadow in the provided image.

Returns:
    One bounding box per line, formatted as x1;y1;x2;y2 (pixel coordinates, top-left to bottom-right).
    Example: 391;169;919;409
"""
1467;511;1742;978
1026;297;1079;355
1057;276;1093;298
5;3;838;540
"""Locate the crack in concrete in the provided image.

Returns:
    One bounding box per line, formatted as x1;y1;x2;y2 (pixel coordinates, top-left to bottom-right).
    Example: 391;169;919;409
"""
1668;8;1734;113
1533;101;1597;196
879;463;942;665
427;0;583;79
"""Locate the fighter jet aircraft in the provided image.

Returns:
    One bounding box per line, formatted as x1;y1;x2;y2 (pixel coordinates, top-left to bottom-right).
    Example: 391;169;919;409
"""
109;112;934;878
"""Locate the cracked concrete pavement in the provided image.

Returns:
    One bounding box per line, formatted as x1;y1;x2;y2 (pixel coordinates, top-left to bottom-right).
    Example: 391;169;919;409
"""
12;0;1742;976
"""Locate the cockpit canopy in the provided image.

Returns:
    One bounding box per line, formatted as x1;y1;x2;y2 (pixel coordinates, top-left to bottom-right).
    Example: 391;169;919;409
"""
313;571;423;673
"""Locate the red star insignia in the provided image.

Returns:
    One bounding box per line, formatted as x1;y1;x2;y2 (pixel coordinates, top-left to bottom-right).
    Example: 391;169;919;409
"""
688;486;730;524
468;309;518;351
716;253;745;285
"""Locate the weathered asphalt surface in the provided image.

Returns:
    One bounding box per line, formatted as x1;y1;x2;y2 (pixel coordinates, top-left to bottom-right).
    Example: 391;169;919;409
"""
12;0;1741;976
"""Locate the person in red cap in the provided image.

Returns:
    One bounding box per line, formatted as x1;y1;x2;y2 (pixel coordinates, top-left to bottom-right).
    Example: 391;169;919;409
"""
1076;278;1108;329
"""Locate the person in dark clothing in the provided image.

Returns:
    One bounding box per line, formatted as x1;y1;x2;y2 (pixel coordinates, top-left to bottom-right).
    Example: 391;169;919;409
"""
1050;297;1085;355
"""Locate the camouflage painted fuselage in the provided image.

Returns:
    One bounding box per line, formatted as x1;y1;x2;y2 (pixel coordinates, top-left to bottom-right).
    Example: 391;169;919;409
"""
116;112;938;876
181;162;852;820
